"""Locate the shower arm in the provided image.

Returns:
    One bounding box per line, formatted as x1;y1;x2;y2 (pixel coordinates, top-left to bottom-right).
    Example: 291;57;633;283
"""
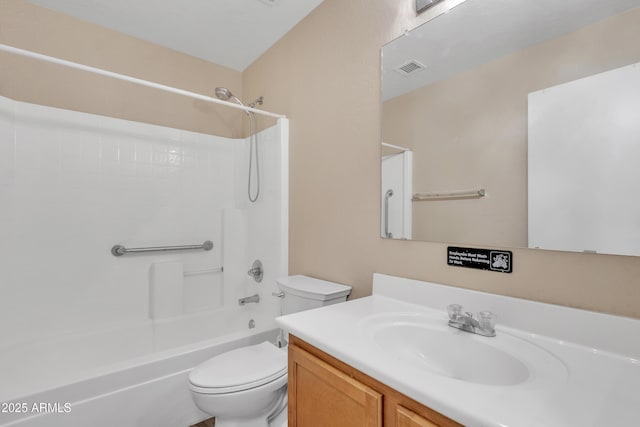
248;96;264;109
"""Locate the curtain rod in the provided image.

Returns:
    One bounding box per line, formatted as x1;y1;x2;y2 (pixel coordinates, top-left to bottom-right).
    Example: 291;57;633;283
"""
0;43;286;120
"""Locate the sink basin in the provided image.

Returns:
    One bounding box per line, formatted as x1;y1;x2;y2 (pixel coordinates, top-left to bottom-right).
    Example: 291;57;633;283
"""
373;323;528;385
360;313;567;387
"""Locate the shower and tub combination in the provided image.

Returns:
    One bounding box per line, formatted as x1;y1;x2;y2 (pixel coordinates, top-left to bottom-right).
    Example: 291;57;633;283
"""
0;44;288;427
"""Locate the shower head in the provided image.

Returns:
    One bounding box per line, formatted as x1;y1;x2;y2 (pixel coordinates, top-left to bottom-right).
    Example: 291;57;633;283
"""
215;87;244;106
215;87;233;101
214;87;262;202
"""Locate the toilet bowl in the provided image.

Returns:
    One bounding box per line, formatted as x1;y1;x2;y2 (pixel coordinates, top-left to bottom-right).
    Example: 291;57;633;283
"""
188;275;352;427
189;341;288;427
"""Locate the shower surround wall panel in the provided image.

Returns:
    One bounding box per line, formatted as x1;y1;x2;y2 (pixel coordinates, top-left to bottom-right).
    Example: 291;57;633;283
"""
0;95;232;348
0;95;288;417
231;123;288;314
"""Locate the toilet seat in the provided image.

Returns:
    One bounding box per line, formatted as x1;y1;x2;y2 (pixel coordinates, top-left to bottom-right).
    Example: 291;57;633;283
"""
189;341;287;395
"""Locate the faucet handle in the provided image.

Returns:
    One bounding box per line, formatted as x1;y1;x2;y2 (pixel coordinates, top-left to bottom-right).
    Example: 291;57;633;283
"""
447;304;463;320
478;311;496;331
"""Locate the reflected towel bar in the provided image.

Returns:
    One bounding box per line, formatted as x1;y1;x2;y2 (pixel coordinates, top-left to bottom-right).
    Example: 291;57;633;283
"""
412;189;485;201
111;240;214;257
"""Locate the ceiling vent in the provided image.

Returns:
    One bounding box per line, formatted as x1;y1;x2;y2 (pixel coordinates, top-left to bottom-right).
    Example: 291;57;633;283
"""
394;60;427;76
257;0;280;5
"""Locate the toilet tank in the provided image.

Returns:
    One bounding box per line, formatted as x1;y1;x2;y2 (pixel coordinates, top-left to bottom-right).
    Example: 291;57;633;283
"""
276;275;352;315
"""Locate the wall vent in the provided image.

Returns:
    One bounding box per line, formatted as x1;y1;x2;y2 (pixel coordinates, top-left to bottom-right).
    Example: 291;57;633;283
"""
394;60;427;76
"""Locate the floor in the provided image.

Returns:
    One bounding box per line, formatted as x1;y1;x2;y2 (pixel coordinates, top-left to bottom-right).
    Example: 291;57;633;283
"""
191;417;215;427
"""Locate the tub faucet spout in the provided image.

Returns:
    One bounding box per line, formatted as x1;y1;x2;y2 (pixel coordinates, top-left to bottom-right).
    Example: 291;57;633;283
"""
238;294;260;306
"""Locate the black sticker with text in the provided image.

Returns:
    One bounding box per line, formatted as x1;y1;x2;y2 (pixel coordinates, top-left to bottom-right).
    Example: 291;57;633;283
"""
447;246;512;273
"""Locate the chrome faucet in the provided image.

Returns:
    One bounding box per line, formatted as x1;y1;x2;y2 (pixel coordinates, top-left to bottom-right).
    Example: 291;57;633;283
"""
447;304;496;337
238;294;260;306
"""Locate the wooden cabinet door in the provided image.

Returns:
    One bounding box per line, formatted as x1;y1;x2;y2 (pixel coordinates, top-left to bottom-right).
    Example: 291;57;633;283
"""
397;405;440;427
289;343;383;427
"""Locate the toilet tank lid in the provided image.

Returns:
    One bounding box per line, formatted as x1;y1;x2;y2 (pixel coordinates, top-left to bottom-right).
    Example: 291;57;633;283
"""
276;275;352;300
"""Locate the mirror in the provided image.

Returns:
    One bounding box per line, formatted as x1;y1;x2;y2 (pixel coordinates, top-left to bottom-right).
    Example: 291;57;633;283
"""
381;0;640;256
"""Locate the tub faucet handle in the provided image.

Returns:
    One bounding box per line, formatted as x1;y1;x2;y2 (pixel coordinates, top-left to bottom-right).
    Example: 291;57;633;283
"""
247;260;263;283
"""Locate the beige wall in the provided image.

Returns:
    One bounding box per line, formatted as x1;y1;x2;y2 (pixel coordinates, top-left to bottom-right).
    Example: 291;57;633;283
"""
2;0;639;318
244;0;640;319
383;7;640;246
0;0;244;137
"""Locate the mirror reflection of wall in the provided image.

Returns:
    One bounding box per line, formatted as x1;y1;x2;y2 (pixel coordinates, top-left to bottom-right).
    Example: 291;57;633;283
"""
381;0;640;256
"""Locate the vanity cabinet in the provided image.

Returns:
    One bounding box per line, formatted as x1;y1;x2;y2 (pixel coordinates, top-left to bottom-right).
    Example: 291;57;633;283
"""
288;336;462;427
396;406;439;427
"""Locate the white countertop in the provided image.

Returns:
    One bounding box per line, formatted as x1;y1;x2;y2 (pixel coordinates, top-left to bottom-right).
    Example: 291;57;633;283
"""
276;274;640;427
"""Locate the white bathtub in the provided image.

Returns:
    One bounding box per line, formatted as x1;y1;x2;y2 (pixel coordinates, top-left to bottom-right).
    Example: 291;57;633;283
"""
0;307;278;427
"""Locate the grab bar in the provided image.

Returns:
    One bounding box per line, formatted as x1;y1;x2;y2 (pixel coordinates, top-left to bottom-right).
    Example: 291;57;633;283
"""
111;240;214;257
384;189;394;238
412;188;485;201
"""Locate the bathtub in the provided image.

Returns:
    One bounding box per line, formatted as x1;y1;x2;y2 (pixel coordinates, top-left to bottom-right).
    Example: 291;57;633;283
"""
0;307;278;427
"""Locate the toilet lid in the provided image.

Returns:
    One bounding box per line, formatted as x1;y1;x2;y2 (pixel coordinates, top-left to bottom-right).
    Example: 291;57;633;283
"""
189;341;287;393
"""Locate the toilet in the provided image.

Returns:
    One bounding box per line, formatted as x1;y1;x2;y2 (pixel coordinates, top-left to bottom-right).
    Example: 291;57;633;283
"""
188;275;352;427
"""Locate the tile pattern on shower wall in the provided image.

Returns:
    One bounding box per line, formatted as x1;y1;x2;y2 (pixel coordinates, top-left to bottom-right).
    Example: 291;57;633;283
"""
0;96;237;348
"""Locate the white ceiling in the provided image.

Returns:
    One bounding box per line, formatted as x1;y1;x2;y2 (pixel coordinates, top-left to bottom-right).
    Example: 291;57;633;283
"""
29;0;324;71
383;0;640;101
